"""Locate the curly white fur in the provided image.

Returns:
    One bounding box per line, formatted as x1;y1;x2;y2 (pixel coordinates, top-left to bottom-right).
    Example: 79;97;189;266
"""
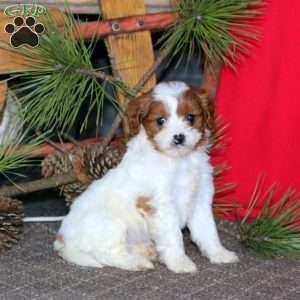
54;81;238;273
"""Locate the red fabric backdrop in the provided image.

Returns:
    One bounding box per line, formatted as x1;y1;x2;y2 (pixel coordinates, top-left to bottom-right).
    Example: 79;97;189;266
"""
213;1;300;219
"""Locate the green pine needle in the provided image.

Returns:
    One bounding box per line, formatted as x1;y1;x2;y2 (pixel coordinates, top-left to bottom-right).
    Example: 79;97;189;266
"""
239;179;300;257
3;14;126;133
159;0;264;67
0;127;42;178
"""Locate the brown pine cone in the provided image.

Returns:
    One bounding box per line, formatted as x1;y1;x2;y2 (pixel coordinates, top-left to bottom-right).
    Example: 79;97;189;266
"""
0;196;24;252
41;151;71;177
82;144;125;178
42;143;126;206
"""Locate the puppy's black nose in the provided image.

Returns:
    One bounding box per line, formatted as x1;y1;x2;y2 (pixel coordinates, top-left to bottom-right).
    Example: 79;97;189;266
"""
173;134;185;145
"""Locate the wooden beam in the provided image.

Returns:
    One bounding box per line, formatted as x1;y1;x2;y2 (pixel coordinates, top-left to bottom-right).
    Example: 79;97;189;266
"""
76;12;178;39
99;0;156;135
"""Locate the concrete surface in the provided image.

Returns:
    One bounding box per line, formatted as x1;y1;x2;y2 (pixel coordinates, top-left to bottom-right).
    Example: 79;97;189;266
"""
0;222;299;300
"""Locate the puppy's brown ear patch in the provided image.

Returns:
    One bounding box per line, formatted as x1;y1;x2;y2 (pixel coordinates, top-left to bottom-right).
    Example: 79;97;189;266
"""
126;93;152;136
190;88;215;131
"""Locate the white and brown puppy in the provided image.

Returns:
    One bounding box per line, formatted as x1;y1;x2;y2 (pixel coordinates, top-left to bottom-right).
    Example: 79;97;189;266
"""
54;81;238;273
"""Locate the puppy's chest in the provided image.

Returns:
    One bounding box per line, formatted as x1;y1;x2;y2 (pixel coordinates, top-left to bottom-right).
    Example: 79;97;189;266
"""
171;165;200;224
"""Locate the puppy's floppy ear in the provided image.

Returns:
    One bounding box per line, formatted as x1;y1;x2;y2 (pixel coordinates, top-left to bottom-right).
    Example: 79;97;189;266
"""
193;88;215;131
126;93;152;136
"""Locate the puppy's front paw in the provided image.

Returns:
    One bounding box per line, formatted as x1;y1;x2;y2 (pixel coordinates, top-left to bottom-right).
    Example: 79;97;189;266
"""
208;248;239;264
166;255;197;273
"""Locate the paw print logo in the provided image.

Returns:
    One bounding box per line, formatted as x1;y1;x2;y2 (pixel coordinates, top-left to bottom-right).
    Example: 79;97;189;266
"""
4;16;45;48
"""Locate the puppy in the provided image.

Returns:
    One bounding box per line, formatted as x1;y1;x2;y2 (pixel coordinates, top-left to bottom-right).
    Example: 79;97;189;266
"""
54;81;238;273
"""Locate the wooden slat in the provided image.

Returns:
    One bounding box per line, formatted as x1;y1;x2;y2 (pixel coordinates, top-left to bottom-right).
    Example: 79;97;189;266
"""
76;12;178;39
99;0;156;134
0;8;66;74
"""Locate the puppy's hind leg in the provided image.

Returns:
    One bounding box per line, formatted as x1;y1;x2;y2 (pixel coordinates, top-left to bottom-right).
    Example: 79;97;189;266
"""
89;219;154;271
96;252;154;271
92;246;154;272
126;223;157;261
130;243;157;261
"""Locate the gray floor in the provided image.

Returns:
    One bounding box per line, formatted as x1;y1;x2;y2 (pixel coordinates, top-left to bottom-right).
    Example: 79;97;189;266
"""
0;222;299;300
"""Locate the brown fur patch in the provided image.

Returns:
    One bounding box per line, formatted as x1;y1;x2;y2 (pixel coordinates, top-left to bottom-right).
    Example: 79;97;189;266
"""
144;244;157;259
142;100;169;141
177;91;204;131
131;243;157;260
127;95;169;151
126;92;153;136
178;88;215;148
56;234;65;246
178;88;214;130
136;196;155;217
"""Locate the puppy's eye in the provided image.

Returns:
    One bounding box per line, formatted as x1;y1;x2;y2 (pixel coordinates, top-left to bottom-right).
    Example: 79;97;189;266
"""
156;117;167;126
185;113;195;125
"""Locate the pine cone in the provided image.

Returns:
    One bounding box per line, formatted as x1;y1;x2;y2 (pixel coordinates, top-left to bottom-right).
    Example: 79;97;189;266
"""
41;151;71;177
0;196;24;252
42;143;126;206
82;144;125;178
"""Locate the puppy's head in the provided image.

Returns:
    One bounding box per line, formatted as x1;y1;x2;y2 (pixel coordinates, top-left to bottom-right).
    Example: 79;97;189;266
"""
127;81;214;157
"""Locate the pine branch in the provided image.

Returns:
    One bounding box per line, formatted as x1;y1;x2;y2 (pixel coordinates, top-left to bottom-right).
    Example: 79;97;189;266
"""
239;179;300;257
0;128;43;177
0;49;170;197
4;14;125;133
35;130;66;155
54;64;116;83
159;0;264;67
0;173;76;197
